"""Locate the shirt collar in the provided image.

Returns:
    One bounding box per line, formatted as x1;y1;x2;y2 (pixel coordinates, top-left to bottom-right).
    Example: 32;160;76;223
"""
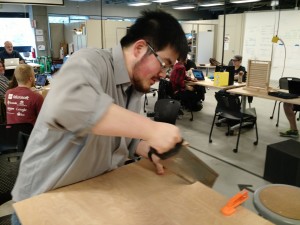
112;44;131;86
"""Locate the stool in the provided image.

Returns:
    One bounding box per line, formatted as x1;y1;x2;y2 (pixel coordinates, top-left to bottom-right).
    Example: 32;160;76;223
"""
253;184;300;225
264;139;300;187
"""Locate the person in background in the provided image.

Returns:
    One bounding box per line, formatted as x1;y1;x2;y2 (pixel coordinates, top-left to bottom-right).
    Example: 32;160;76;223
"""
170;58;203;112
7;74;18;90
0;61;9;98
0;41;25;64
5;64;44;125
10;10;188;224
280;103;299;138
184;58;197;71
232;55;247;82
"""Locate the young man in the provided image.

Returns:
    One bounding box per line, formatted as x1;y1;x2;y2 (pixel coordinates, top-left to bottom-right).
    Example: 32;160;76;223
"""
11;10;188;222
5;64;44;125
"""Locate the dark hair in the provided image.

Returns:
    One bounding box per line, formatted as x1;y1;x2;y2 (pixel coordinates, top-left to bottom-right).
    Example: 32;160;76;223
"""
121;10;188;61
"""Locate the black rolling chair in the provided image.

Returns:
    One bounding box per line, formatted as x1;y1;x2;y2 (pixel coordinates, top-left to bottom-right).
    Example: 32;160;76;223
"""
209;91;258;153
0;124;32;224
0;123;33;153
154;98;181;125
270;77;300;126
0;97;6;125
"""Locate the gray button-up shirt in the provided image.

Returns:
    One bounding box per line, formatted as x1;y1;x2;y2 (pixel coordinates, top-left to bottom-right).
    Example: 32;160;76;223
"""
12;45;143;201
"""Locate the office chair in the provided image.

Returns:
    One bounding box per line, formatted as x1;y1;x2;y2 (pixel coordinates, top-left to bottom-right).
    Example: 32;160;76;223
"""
0;97;6;124
209;91;258;153
269;77;300;126
154;99;181;125
0;123;33;153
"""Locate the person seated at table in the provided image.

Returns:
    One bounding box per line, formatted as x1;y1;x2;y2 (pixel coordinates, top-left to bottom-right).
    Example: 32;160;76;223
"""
184;58;197;71
279;103;299;138
0;61;9;98
5;64;44;125
170;58;203;111
0;41;25;64
232;55;247;82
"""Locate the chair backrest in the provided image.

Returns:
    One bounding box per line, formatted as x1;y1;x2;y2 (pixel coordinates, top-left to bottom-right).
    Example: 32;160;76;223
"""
0;123;33;153
215;91;241;114
154;99;181;125
158;79;173;100
278;77;300;90
288;78;300;95
0;151;23;205
0;97;6;124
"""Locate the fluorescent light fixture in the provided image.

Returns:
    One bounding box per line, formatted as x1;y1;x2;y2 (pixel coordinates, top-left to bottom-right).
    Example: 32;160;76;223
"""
128;2;151;6
231;0;261;3
270;0;279;6
199;2;224;7
173;5;196;10
152;0;177;3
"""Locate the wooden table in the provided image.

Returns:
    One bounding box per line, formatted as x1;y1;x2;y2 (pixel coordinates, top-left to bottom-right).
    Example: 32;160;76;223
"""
187;77;246;90
14;160;273;225
227;87;300;111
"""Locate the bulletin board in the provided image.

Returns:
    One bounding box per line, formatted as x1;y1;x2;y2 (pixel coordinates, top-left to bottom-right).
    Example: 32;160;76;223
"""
242;10;300;85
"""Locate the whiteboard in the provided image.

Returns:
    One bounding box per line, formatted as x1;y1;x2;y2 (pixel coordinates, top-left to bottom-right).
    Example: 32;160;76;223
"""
242;10;300;86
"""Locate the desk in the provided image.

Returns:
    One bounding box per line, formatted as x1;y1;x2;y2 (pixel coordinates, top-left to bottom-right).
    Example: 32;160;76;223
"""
187;77;246;90
14;160;273;225
197;65;216;76
227;87;300;112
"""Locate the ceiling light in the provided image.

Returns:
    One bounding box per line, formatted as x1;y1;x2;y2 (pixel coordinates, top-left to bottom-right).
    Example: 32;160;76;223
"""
199;2;224;7
270;0;279;7
173;5;196;10
231;0;261;3
128;2;151;6
152;0;177;3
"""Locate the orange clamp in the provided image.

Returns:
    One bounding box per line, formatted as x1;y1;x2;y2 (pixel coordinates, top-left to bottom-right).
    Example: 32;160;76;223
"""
221;189;249;216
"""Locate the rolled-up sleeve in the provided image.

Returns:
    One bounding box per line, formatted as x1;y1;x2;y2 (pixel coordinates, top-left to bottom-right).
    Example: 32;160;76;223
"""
43;49;114;136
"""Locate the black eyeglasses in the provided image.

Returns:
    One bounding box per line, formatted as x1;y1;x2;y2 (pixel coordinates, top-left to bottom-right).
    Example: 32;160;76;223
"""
146;42;173;74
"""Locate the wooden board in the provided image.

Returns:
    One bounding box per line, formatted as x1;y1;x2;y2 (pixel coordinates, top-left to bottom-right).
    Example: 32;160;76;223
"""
14;160;274;225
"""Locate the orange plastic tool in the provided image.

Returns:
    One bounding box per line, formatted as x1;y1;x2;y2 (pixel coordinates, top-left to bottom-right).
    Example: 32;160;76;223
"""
221;190;249;216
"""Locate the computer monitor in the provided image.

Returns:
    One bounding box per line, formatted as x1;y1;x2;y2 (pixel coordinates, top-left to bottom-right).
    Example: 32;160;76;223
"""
215;65;235;85
192;69;205;80
35;74;47;87
288;80;300;96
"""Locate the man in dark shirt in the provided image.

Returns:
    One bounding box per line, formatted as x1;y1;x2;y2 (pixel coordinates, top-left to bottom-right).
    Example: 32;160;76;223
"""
0;41;25;63
0;41;25;80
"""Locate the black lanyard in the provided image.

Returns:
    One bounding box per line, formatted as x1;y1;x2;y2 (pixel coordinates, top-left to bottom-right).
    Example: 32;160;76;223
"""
125;85;133;109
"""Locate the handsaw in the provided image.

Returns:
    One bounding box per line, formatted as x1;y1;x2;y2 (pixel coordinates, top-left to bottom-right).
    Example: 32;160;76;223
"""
149;141;218;187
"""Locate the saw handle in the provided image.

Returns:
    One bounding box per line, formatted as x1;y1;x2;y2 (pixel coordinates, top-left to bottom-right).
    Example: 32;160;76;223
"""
148;139;184;161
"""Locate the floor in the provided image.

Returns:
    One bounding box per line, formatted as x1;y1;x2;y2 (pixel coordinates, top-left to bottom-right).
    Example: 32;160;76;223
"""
1;81;299;221
143;81;299;214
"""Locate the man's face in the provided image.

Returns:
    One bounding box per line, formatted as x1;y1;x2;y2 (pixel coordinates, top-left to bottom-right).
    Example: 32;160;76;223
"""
131;45;178;93
5;43;13;54
233;59;241;67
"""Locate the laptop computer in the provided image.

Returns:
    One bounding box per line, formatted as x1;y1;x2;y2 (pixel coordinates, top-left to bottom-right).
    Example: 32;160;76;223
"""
4;58;19;70
192;69;205;80
35;74;47;88
288;80;300;96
